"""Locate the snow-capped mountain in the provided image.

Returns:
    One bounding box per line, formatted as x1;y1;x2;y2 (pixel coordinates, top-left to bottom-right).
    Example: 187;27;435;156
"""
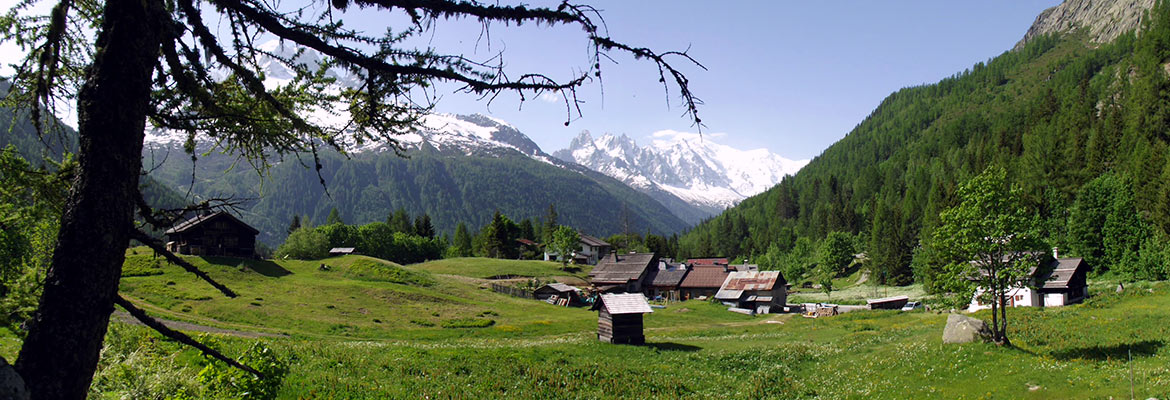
553;130;808;214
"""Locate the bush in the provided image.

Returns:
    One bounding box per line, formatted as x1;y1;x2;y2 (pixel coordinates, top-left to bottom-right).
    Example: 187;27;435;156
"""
274;227;329;260
197;340;289;400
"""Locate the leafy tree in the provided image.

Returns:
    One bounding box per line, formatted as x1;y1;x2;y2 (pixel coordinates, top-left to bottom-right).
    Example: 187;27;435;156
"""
388;208;412;234
549;226;581;266
815;263;834;300
326;207;344;225
1;0;701;394
275;227;330;260
817;231;855;277
928;167;1044;345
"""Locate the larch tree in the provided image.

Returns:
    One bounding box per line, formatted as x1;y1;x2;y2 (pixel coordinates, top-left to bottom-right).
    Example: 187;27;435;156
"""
0;0;703;397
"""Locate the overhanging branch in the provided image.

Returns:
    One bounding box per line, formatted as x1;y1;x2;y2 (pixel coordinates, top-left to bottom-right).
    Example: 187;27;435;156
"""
113;295;262;378
129;228;239;298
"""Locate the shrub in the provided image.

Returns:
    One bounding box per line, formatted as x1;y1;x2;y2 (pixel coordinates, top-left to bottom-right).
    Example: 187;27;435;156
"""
274;227;329;260
197;340;289;400
343;259;435;286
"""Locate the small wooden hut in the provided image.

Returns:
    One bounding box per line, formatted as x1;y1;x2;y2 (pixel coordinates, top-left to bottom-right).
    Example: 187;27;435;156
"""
534;283;584;306
593;293;653;344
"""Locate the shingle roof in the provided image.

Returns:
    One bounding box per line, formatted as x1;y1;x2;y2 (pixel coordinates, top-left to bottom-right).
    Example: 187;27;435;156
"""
164;212;259;235
679;265;730;288
579;233;610;247
1037;257;1087;289
646;268;688;288
599;293;653;314
590;252;655;285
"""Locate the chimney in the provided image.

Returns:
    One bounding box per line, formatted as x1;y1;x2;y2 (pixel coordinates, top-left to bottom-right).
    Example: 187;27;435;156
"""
611;249;619;262
1052;247;1059;259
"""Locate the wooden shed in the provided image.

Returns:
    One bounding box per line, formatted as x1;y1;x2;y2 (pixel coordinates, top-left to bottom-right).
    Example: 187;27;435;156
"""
534;283;584;306
593;293;653;344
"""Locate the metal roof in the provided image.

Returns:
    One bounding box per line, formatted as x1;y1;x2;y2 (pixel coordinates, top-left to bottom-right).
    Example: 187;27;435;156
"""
866;295;910;305
537;283;581;293
719;270;783;291
599;293;653;314
329;247;356;254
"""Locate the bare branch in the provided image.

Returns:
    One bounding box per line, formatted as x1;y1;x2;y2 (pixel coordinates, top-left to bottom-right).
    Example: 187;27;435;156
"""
113;295;262;378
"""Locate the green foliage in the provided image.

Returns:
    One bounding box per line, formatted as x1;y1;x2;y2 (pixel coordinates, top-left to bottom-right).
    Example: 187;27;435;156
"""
274;227;330;260
817;231;855;277
478;210;519;259
325;207;343;225
122;254;166;277
450;222;473;257
440;318;496;328
343;258;435;286
196;340;289;400
549;226;580;266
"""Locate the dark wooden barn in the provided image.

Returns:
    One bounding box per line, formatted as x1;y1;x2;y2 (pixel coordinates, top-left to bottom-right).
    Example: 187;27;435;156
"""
165;212;259;258
593;293;653;344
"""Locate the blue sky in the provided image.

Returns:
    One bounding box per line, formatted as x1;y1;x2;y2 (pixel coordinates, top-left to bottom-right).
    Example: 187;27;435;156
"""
346;1;1062;160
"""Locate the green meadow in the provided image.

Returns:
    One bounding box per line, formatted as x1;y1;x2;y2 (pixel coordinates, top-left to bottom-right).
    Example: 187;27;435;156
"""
3;252;1165;399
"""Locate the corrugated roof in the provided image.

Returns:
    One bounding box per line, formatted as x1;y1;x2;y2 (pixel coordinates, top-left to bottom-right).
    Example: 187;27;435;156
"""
866;295;909;305
679;265;730;288
164;212;259;235
579;233;610;247
599;293;653;314
539;283;580;293
714;288;743;300
329;247;356;254
589;252;655;285
719;270;784;291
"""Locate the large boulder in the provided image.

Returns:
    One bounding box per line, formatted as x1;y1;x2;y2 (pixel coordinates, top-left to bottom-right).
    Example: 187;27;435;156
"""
0;356;28;400
942;313;992;344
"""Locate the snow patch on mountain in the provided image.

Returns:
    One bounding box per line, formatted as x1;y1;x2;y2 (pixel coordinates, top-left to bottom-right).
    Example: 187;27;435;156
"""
553;130;808;211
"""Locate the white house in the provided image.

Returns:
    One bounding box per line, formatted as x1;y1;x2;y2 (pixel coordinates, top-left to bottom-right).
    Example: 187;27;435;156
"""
544;232;612;265
968;257;1090;312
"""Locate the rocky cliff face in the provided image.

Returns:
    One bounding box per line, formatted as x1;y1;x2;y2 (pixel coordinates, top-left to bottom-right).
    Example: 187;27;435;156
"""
1016;0;1156;50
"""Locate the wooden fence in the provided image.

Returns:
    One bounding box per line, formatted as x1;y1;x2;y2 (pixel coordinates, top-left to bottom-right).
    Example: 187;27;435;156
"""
489;283;534;299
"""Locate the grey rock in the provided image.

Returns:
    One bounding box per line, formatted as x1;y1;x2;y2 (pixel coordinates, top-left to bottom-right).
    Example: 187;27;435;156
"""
942;313;993;344
1016;0;1156;50
0;357;29;400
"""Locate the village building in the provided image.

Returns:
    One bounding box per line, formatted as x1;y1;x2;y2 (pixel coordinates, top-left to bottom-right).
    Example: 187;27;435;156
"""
714;270;787;314
534;283;585;306
967;256;1090;312
543;232;612;265
678;264;731;300
643;259;689;301
164;211;259;258
589;252;658;293
687;258;729;267
593;293;653;344
329;247;358;256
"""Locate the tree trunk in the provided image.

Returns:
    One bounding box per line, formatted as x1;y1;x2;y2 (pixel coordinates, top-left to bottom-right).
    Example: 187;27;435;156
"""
15;0;165;397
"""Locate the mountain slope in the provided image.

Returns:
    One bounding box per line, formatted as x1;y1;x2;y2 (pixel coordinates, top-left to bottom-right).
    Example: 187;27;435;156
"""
680;0;1170;284
553;131;807;221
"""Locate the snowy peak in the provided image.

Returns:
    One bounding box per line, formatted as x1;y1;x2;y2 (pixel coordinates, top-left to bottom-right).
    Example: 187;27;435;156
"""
553;130;808;213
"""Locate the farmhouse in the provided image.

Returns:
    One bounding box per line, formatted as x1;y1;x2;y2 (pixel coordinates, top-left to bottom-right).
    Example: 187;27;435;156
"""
543;232;612;265
678;264;731;299
967;256;1090;312
165;211;258;258
589;252;658;293
593;293;653;344
714;270;787;314
534;283;585;306
643;259;689;301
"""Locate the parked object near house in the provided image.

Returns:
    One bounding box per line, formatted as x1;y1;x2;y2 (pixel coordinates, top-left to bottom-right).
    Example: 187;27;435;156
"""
901;301;924;312
867;295;910;310
593;293;653;344
534;283;584;306
329;247;357;256
802;303;839;318
165;212;259;258
967;257;1090;312
678;264;731;299
714;270;787;314
589;252;657;293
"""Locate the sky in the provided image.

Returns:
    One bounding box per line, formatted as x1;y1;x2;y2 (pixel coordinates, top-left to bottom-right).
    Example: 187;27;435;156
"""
338;1;1063;160
1;0;1062;160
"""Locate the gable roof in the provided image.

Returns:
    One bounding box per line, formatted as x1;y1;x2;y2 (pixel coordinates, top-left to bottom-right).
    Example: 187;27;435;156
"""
715;270;784;300
165;212;259;235
1037;257;1088;289
537;283;580;293
579;233;610;248
598;293;653;314
590;252;656;284
646;268;689;288
679;265;730;289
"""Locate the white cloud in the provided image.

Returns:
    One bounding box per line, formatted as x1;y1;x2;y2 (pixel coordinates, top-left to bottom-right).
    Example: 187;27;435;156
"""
538;92;560;103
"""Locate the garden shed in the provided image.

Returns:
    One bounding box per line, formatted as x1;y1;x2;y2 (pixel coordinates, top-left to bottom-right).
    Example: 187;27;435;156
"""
593;293;652;344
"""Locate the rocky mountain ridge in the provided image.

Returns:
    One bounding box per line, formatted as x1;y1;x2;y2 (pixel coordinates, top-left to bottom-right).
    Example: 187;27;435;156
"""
1016;0;1156;49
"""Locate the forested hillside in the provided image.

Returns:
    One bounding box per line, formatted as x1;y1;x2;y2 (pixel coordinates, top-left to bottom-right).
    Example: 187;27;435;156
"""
681;4;1170;286
146;144;690;245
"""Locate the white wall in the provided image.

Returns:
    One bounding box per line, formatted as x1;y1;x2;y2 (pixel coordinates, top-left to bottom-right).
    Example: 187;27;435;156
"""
967;286;1038;312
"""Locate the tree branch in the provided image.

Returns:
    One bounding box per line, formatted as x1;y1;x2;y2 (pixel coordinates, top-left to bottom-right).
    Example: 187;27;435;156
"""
129;228;239;298
113;295;262;378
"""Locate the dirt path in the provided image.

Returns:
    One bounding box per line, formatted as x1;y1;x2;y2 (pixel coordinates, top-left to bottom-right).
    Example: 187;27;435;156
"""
111;311;286;338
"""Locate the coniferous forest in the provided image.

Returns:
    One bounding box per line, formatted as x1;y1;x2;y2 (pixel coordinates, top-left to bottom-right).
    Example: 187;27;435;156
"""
680;6;1170;288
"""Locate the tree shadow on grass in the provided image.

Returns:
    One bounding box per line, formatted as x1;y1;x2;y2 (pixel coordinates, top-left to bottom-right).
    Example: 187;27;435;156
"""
1050;340;1164;361
201;257;292;277
645;342;702;352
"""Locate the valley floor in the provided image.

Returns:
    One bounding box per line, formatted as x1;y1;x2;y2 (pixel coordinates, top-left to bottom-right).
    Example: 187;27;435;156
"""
4;254;1167;399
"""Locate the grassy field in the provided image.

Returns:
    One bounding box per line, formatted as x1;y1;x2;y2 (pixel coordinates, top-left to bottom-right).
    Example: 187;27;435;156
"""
3;252;1167;399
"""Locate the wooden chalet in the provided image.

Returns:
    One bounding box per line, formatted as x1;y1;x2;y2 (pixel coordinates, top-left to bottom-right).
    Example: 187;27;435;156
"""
164;212;258;258
967;254;1091;312
534;283;584;306
589;252;658;293
678;264;731;299
643;259;689;301
714;270;787;314
593;293;653;344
